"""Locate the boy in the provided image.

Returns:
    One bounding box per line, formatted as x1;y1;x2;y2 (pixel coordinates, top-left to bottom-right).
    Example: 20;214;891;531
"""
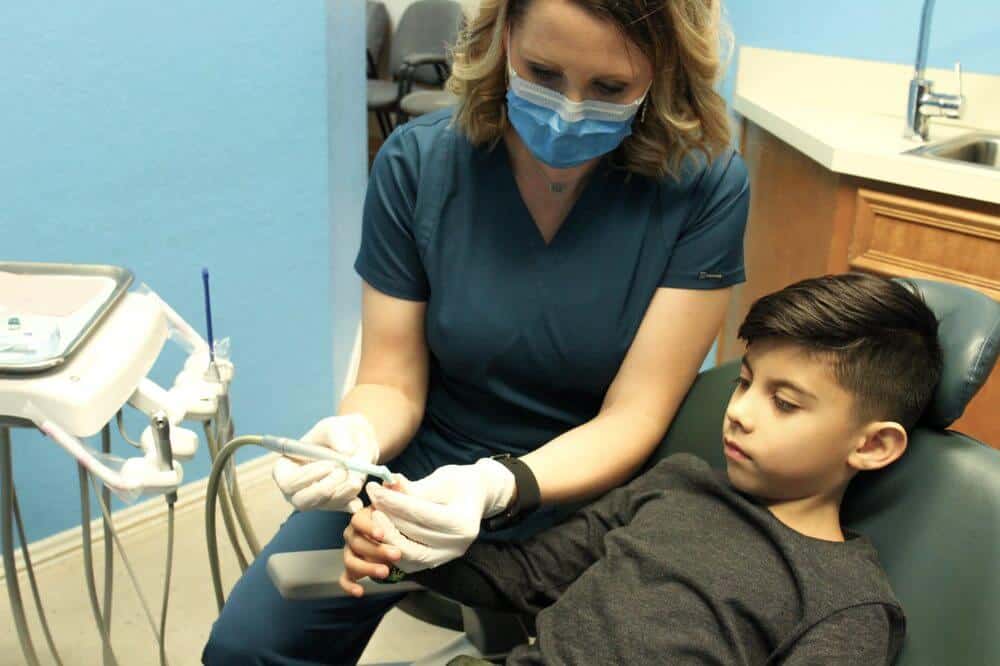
347;273;942;664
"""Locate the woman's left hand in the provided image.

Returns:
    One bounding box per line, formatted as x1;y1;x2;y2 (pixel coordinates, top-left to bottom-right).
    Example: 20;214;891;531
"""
365;458;515;571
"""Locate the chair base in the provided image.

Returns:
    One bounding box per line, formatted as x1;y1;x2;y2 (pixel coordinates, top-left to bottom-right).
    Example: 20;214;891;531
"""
361;635;487;666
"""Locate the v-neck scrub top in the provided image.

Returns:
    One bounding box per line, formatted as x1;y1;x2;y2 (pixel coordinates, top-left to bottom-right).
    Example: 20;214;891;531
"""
355;109;750;463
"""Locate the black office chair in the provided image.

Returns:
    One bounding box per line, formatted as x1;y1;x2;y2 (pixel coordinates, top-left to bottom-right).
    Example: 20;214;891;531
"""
366;1;391;140
366;1;390;78
269;278;1000;665
366;0;463;139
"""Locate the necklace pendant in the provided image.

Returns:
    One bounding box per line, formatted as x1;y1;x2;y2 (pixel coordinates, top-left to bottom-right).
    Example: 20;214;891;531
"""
549;182;567;194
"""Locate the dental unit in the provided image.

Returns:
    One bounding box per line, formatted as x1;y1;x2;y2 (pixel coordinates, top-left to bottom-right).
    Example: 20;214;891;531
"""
0;262;367;666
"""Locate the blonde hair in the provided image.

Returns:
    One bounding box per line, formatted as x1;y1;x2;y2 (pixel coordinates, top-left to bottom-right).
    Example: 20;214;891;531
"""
447;0;734;180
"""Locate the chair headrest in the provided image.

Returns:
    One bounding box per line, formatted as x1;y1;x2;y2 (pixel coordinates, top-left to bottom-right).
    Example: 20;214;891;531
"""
896;278;1000;429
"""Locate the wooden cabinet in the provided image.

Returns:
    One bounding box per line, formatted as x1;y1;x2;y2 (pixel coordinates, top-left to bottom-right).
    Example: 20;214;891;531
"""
719;120;1000;448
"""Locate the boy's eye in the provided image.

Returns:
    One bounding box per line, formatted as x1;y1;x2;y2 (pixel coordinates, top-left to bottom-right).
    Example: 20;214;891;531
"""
773;396;798;413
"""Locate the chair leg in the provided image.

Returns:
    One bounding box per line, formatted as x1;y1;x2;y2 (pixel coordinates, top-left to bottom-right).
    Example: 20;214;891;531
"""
375;110;391;139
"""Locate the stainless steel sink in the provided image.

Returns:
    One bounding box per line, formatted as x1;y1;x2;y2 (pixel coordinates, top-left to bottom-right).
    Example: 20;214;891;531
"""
906;132;1000;170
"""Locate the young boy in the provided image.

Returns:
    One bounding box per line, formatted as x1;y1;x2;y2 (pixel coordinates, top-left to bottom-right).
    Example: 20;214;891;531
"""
347;273;943;664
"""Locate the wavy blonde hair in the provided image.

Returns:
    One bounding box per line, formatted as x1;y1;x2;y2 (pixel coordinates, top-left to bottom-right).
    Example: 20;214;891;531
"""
447;0;733;180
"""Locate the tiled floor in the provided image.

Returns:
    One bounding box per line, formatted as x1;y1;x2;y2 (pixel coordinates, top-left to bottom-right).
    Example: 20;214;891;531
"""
0;471;463;665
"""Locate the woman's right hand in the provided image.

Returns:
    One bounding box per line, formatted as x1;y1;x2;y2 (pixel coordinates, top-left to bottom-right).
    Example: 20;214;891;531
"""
271;414;380;513
340;506;403;597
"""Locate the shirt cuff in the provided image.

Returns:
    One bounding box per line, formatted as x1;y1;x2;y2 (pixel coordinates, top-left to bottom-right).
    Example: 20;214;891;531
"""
660;267;746;290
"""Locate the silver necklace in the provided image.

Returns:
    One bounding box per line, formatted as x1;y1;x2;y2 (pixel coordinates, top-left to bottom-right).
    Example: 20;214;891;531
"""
531;158;570;194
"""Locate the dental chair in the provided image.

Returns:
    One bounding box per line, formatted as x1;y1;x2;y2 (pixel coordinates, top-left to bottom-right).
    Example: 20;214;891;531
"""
268;277;1000;665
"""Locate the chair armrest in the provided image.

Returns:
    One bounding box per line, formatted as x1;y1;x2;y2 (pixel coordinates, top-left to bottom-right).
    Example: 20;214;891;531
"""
267;549;424;600
402;51;448;69
396;53;451;96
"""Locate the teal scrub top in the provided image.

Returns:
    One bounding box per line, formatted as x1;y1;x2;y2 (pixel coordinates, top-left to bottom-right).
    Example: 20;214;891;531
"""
355;110;749;461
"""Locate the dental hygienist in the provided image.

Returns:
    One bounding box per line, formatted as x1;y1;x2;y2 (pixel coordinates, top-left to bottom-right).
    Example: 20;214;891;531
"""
204;0;749;663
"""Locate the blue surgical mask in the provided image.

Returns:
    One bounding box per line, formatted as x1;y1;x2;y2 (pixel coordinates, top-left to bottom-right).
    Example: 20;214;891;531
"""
505;58;648;169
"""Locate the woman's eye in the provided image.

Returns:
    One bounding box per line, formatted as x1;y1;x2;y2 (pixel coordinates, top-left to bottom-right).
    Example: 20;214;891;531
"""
530;66;558;82
595;83;626;97
773;396;798;413
732;377;750;391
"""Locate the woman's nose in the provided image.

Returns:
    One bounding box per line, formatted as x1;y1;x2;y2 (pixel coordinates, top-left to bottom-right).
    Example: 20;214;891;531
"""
563;85;586;103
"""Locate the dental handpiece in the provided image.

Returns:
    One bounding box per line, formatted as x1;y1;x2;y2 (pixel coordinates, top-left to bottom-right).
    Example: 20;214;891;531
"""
260;436;395;484
152;413;178;503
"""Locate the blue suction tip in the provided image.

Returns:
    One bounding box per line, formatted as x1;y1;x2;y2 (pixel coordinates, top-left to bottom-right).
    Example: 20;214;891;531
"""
201;268;215;361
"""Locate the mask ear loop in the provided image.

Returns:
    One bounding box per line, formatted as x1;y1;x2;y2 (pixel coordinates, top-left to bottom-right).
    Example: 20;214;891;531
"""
640;97;648;124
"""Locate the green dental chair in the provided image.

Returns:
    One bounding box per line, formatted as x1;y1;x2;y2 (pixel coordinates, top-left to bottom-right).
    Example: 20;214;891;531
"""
268;277;1000;665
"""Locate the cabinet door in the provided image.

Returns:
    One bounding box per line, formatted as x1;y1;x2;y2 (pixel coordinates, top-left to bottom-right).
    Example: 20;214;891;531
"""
850;188;1000;301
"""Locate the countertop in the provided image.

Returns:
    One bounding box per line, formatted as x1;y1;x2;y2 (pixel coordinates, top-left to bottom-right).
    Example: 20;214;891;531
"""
733;47;1000;205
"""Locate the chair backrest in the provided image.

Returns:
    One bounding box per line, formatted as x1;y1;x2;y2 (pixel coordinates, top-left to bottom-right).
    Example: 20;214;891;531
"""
649;275;1000;665
366;1;391;76
389;0;464;85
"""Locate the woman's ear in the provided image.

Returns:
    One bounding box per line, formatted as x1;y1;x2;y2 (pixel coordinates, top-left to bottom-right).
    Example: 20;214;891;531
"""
848;422;908;472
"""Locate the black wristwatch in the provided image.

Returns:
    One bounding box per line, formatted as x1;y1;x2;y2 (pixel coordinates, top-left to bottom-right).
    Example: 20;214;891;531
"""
482;454;541;532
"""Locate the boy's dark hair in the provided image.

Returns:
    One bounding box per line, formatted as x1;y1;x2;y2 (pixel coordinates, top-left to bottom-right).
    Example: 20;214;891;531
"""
737;273;943;430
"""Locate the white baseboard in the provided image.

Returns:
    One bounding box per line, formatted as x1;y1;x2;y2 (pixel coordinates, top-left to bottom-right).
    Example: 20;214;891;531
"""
0;451;278;583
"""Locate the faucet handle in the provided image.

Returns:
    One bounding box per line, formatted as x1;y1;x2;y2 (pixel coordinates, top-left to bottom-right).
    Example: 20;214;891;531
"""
954;61;964;99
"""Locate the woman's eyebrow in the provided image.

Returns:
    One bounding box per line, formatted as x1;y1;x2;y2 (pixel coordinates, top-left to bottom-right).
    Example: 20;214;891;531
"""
521;55;633;84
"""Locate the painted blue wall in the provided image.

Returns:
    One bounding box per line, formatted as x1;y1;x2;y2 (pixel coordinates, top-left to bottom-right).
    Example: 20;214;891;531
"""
722;0;1000;103
1;2;366;543
329;1;368;410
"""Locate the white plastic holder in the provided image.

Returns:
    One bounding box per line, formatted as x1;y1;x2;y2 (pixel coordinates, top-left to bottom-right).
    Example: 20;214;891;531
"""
25;404;183;503
139;423;199;461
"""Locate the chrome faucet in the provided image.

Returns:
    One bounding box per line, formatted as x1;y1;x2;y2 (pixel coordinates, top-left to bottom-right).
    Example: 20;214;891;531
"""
905;0;965;141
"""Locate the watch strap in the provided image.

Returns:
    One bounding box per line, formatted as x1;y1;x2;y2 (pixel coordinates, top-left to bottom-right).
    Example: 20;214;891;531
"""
482;454;541;532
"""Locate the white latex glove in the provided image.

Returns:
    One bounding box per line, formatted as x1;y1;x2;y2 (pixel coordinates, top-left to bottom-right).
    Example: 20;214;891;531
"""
364;457;516;572
272;414;379;513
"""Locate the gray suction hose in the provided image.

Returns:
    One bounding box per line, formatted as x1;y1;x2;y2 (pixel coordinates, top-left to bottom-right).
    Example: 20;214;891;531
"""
100;425;114;665
207;414;261;557
2;426;41;666
203;423;249;572
206;435;265;611
12;488;64;665
79;464;120;666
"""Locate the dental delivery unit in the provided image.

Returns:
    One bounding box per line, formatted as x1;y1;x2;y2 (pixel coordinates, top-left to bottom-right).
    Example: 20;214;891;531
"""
0;262;377;666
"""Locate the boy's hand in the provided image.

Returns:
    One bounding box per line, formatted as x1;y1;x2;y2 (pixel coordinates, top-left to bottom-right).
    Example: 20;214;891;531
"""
364;458;515;572
339;505;403;597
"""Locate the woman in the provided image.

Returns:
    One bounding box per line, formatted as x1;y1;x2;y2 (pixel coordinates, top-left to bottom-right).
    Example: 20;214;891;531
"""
204;0;748;663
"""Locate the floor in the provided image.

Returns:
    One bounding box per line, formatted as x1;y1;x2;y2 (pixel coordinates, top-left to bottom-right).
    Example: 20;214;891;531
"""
0;470;464;665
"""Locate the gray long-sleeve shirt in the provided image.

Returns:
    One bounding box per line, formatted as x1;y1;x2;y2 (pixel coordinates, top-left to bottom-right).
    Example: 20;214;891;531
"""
413;454;905;665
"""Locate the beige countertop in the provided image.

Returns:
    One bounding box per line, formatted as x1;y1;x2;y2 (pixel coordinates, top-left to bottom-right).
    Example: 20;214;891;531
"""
733;47;1000;205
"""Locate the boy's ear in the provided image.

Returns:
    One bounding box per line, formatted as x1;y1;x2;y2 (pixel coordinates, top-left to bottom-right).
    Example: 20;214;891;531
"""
848;422;908;472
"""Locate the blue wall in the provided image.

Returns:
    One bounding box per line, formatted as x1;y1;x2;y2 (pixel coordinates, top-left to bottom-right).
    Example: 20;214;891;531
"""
1;2;366;542
723;0;1000;103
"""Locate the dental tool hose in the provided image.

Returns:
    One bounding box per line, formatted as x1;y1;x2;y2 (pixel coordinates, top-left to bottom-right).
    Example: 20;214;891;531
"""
204;413;260;567
77;416;175;666
203;421;250;573
206;435;394;610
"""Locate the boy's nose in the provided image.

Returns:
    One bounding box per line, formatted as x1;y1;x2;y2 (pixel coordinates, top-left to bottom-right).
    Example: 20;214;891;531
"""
725;397;753;433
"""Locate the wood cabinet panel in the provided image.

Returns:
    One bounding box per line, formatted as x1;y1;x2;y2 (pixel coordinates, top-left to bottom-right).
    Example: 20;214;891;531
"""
850;189;1000;300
